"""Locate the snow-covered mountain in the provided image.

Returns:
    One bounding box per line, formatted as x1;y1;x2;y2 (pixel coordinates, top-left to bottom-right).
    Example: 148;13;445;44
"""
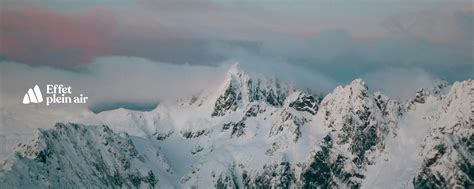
0;65;472;188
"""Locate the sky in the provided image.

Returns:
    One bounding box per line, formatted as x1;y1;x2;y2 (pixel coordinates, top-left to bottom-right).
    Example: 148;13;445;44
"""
0;0;473;106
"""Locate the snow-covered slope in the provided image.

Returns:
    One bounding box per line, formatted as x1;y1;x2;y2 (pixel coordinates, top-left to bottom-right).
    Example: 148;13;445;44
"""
0;65;472;189
0;123;175;188
413;80;473;188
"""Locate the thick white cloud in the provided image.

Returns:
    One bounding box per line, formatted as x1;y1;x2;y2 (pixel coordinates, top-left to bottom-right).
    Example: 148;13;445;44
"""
0;57;228;109
362;68;436;100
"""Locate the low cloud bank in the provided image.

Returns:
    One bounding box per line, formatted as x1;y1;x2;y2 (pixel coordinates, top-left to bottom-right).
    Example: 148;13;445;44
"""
0;57;227;112
1;55;447;114
0;56;458;137
362;68;437;99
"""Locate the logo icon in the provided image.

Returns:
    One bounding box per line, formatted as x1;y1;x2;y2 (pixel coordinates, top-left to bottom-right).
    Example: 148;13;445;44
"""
22;85;43;104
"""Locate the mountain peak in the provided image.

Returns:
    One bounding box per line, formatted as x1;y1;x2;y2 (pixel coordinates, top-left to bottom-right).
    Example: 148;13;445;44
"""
223;62;248;89
349;78;368;90
211;63;294;116
227;62;243;76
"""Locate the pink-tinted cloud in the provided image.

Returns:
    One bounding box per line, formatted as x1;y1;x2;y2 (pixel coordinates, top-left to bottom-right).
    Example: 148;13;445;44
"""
0;6;117;67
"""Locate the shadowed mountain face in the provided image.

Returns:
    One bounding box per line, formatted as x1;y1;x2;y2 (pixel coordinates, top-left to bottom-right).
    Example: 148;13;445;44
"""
1;66;472;189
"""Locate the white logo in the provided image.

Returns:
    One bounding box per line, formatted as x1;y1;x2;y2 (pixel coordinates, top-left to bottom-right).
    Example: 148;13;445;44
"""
22;84;88;106
22;85;43;104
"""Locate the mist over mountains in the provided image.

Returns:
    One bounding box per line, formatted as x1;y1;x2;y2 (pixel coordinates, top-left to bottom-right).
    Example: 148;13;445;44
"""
1;65;471;188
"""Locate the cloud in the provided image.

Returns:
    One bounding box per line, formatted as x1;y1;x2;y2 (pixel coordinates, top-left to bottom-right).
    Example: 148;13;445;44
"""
1;1;471;78
362;68;436;99
0;57;228;111
381;2;473;45
209;27;472;85
0;6;117;67
108;38;222;66
0;54;339;112
0;57;228;135
209;42;338;94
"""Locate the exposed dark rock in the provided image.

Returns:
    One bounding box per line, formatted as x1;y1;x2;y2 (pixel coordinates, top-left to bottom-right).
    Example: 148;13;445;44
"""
212;84;241;117
289;93;320;115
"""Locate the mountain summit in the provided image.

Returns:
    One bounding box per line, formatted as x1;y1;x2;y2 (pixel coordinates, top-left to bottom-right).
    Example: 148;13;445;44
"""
212;63;294;117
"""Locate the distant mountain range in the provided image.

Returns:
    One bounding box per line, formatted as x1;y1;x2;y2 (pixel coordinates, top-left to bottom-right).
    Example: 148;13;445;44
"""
1;64;472;188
